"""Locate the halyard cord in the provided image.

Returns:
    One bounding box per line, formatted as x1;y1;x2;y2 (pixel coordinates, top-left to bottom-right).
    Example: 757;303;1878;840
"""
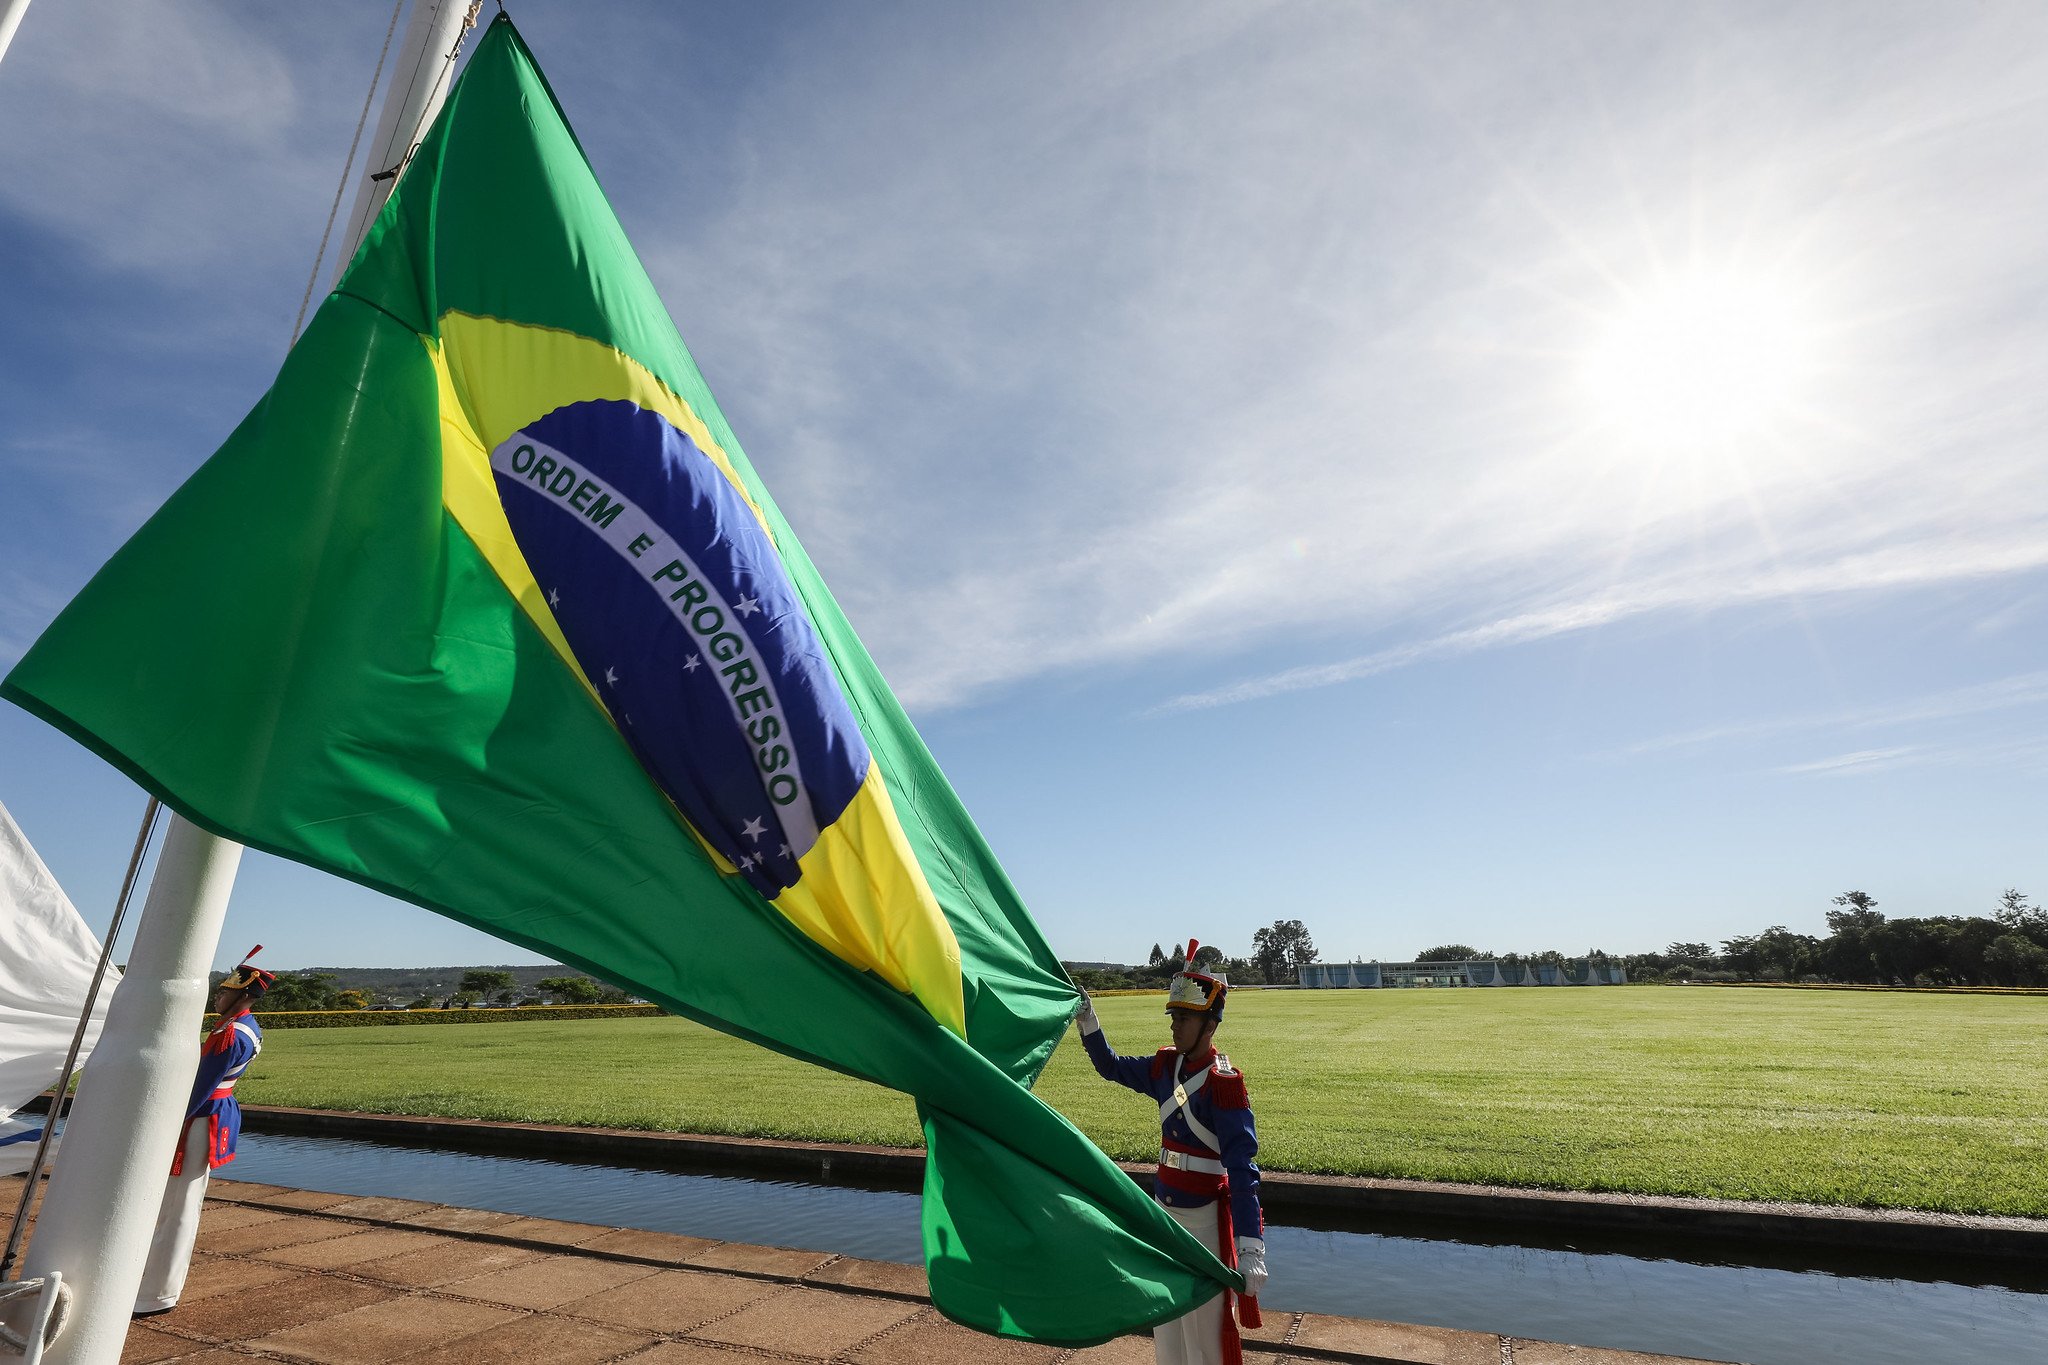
288;0;405;347
398;4;487;179
0;1275;72;1354
342;2;480;262
290;1;485;348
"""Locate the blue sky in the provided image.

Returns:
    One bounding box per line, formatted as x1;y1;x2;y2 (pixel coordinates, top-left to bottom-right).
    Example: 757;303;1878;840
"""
1;1;2043;970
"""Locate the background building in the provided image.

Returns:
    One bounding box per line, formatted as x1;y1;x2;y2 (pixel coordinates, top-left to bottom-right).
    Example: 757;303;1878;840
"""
1299;959;1626;987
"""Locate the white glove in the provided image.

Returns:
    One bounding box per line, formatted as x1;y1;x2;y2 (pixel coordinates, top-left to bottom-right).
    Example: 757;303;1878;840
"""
1075;993;1100;1034
1235;1236;1268;1298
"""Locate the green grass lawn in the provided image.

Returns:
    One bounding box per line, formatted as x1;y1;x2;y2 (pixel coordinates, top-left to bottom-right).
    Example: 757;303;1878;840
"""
236;987;2048;1216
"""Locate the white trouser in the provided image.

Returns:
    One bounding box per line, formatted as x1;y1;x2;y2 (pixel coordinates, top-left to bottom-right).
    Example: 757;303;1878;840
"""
134;1119;210;1312
1153;1197;1227;1365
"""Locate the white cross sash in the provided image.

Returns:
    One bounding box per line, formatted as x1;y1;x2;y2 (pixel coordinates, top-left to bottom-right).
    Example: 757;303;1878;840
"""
1160;1060;1220;1153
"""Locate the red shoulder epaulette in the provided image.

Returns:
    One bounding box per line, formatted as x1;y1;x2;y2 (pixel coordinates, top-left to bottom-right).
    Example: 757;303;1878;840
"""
1208;1054;1250;1108
1151;1047;1179;1080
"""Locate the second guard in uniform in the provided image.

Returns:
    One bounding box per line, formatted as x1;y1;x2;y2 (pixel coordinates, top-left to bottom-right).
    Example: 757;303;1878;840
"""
1078;940;1268;1365
133;946;273;1317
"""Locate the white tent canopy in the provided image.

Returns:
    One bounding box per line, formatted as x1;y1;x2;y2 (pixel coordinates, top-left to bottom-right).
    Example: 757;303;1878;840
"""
0;798;115;1173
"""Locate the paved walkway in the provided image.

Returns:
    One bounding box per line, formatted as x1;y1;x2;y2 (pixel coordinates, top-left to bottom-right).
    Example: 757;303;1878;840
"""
1;1173;1727;1364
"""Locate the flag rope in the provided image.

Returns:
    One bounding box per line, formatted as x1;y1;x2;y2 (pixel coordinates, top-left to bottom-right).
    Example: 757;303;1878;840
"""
288;0;407;347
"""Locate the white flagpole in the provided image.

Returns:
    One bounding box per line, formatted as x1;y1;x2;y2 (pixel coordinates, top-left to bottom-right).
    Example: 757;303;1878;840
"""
0;0;32;69
17;6;478;1361
0;0;35;69
15;819;240;1365
0;798;161;1281
332;0;482;285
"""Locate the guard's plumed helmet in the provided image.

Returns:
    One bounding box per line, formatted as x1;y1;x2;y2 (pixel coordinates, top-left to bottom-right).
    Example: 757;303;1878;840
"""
1166;938;1228;1018
220;944;276;999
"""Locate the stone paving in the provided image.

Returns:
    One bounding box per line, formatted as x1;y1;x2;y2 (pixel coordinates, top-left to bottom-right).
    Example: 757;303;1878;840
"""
1;1173;1727;1364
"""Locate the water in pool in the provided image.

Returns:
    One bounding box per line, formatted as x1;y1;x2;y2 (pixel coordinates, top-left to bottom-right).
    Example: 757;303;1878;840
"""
224;1132;2048;1365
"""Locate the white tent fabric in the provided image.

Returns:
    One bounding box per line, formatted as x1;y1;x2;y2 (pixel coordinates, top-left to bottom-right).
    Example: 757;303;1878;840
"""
0;1115;49;1173
0;798;116;1174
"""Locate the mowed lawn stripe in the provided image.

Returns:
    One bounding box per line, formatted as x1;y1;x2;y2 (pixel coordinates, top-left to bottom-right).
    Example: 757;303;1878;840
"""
235;988;2048;1217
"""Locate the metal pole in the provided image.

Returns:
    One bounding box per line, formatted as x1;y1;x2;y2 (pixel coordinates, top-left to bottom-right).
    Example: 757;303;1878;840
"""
331;0;480;280
0;800;162;1280
18;817;241;1365
0;0;34;69
15;8;481;1355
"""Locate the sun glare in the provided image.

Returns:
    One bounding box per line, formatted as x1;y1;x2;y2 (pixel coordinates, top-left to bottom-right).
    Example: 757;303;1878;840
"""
1581;272;1817;452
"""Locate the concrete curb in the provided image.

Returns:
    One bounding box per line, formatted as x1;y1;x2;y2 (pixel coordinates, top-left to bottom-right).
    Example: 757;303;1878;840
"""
229;1103;2048;1263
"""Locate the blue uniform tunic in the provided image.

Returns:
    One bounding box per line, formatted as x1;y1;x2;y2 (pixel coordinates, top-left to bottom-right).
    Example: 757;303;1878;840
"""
1081;1023;1262;1238
176;1010;261;1172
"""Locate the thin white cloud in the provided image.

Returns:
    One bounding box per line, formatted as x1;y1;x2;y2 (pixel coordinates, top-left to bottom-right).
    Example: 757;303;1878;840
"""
617;2;2048;711
4;426;190;533
1159;536;2048;714
1774;747;1918;776
5;3;2047;717
0;2;304;274
1767;735;2048;779
1615;669;2048;758
0;1;424;356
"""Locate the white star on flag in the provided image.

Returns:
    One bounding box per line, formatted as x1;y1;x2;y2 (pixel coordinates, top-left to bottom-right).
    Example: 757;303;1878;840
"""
683;654;702;673
741;817;767;842
735;594;762;617
604;667;618;687
737;852;757;871
777;843;792;860
547;587;561;608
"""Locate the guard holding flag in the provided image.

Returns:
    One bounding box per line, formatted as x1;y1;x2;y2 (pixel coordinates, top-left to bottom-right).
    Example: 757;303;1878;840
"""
133;946;273;1317
1078;941;1268;1365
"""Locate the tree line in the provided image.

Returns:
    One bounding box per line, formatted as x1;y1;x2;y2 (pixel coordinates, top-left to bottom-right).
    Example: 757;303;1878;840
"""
1411;888;2048;987
1068;919;1321;989
219;968;631;1011
1066;889;2048;991
1630;889;2048;987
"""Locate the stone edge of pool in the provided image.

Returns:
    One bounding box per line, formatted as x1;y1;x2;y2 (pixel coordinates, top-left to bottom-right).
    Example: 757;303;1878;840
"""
198;1178;1728;1364
228;1103;2048;1263
2;1171;1730;1365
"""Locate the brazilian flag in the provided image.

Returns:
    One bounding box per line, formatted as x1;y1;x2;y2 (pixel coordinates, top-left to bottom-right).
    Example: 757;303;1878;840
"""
2;14;1234;1345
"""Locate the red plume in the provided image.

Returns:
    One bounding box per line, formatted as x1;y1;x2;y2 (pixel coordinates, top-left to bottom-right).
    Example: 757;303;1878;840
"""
1186;938;1200;964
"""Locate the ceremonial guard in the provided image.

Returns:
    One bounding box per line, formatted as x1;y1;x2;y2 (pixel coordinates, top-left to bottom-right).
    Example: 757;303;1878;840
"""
133;946;273;1316
1078;941;1268;1365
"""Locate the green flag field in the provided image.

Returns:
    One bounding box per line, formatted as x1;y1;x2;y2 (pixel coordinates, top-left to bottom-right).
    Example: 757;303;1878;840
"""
1;16;1229;1339
233;986;2048;1218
